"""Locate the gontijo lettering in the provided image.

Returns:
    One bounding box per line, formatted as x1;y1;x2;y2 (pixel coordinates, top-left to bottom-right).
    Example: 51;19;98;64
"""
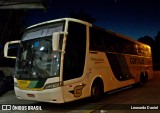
130;58;144;64
90;57;104;62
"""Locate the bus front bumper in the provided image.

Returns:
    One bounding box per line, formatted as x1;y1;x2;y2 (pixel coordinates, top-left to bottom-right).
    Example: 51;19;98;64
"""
14;87;65;103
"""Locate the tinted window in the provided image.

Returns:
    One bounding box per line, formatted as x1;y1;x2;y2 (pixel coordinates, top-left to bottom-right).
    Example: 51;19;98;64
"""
63;22;86;81
90;27;139;55
90;27;105;51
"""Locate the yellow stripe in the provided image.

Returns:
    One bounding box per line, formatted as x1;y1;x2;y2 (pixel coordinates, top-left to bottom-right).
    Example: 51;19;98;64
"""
17;80;44;90
17;80;31;89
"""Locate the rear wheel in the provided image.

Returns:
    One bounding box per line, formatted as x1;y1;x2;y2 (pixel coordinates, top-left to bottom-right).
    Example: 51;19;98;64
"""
91;82;103;102
145;72;148;82
140;72;145;86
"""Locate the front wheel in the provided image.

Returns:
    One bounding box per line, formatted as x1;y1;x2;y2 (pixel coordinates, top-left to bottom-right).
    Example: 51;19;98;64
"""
91;83;103;102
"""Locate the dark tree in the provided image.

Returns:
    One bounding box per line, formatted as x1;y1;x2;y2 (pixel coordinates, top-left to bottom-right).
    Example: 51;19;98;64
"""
138;33;160;70
155;31;160;43
0;10;27;46
153;31;160;70
138;35;155;47
0;10;27;67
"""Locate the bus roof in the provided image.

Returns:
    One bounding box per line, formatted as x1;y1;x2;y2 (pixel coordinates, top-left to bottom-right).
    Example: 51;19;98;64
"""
27;18;92;29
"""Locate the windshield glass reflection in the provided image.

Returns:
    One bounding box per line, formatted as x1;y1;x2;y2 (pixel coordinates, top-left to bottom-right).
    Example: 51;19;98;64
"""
15;37;61;79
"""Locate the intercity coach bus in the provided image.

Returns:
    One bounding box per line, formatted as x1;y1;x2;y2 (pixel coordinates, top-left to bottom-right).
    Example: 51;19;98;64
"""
4;18;153;103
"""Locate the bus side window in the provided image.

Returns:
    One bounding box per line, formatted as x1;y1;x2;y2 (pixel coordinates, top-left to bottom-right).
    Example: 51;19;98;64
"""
146;46;151;57
103;34;118;53
130;43;138;55
138;45;145;56
89;27;105;51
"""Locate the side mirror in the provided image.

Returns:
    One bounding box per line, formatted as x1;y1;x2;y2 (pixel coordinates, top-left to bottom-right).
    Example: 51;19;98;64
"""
52;32;67;51
4;40;20;59
52;32;60;51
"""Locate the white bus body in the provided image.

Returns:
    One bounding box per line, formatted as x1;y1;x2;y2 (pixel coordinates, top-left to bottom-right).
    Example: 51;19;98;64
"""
4;18;153;103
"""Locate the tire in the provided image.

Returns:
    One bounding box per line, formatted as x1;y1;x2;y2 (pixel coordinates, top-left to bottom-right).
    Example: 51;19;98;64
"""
145;72;148;82
140;72;145;86
91;82;103;102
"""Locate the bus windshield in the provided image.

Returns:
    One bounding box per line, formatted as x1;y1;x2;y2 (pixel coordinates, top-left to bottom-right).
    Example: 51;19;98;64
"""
15;21;65;80
15;37;61;80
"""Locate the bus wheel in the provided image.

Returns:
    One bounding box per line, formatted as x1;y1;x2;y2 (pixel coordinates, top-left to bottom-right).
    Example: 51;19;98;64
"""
91;82;103;102
145;72;148;82
140;72;145;86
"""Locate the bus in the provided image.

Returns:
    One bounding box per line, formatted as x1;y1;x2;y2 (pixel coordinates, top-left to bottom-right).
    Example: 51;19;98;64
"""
4;18;153;103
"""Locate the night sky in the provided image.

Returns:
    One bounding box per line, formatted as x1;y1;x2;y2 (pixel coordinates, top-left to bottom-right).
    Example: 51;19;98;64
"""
26;0;160;40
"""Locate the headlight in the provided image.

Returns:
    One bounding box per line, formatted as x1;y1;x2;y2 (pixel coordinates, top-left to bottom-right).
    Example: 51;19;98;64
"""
44;82;60;89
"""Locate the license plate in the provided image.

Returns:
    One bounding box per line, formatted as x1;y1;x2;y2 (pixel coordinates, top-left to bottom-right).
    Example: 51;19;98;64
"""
27;94;35;98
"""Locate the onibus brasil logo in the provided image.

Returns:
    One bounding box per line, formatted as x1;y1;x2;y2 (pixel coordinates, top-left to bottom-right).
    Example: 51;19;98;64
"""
1;105;42;111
